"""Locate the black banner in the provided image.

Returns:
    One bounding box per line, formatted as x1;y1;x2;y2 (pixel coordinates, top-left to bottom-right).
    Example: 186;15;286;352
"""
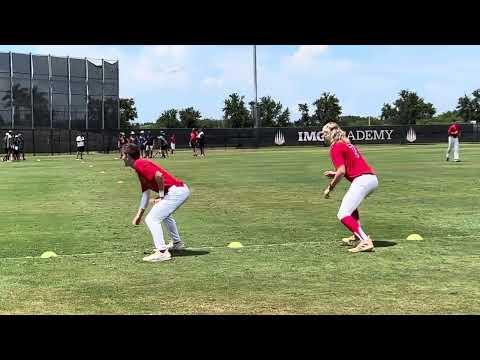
1;124;478;153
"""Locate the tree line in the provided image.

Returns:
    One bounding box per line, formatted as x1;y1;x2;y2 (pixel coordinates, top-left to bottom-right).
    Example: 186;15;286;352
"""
120;89;480;130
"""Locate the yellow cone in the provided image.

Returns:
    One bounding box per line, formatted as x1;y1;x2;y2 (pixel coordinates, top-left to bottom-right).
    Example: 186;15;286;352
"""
227;242;244;249
40;251;58;259
407;234;423;241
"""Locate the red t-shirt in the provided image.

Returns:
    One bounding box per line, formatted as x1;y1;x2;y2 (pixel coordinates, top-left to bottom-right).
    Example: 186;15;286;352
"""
170;134;176;144
190;131;197;141
330;141;375;182
448;124;460;138
133;159;184;193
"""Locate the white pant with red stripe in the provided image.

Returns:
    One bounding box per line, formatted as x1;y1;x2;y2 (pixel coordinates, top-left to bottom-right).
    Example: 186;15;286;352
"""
446;136;459;161
337;175;378;220
144;185;190;250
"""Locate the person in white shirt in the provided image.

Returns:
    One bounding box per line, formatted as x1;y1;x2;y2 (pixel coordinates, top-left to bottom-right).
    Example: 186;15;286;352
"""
3;131;12;162
76;133;85;160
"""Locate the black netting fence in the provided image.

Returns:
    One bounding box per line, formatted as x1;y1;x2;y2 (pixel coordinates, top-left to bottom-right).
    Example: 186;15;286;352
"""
1;124;478;154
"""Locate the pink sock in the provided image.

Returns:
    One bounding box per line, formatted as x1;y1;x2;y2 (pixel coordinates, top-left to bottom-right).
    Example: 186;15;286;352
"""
341;216;369;241
352;209;361;227
352;209;359;221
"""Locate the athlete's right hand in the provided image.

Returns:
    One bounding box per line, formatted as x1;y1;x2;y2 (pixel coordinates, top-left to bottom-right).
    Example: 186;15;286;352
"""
132;215;142;225
323;187;331;199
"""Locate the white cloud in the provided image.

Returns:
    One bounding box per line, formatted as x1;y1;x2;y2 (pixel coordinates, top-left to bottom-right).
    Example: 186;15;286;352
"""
120;46;191;94
287;45;329;67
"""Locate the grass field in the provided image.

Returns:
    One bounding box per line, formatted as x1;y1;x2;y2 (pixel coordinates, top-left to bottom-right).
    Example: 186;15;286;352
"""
0;144;479;314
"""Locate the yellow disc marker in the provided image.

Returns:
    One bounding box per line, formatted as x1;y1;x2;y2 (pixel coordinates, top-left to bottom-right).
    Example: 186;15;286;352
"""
406;234;423;241
227;242;244;249
40;251;58;259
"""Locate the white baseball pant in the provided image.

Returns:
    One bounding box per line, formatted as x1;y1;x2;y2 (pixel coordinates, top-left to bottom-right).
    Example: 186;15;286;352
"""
446;136;459;161
337;174;378;220
144;185;190;250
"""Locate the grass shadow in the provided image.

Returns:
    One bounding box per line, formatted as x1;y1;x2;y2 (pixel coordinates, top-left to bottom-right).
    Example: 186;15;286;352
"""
373;240;397;248
170;249;210;257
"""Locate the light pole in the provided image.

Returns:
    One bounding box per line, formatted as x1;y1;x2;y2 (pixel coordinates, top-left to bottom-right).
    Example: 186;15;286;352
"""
253;45;258;128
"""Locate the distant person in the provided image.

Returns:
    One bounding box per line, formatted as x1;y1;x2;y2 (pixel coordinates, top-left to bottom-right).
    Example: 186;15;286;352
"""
145;131;155;159
76;133;85;160
139;130;146;158
190;128;198;157
3;131;12;162
158;131;169;159
118;132;127;158
129;131;138;145
446;120;461;162
197;128;206;157
12;134;20;161
169;133;176;156
17;132;25;160
122;143;190;262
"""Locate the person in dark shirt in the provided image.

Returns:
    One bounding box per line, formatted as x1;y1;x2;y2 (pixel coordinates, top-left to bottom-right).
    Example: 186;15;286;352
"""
139;131;146;158
145;131;155;159
158;131;169;159
197;128;206;157
17;133;25;161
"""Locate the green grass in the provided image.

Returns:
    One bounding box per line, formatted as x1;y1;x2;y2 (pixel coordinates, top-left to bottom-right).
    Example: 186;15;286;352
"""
0;144;479;314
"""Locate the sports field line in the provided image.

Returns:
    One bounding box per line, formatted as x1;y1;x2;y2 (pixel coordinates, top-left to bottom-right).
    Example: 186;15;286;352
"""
10;144;480;161
0;237;420;261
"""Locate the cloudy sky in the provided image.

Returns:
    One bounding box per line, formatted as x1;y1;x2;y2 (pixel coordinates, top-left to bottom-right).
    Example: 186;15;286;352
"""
1;45;479;123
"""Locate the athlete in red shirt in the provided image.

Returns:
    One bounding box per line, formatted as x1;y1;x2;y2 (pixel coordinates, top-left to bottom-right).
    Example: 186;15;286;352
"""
446;121;461;162
322;122;379;253
190;128;198;157
123;143;191;262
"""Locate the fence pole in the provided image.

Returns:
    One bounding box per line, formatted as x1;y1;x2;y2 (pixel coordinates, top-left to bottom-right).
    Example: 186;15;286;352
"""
32;129;35;156
69;129;72;155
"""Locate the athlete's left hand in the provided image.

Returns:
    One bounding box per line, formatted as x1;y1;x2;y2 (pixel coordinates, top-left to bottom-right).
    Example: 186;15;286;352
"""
153;197;162;204
324;171;336;178
132;215;142;225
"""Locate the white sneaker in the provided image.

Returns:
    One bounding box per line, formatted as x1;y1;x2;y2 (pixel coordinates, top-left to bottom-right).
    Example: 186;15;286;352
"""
167;241;186;251
341;235;359;246
142;249;171;262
